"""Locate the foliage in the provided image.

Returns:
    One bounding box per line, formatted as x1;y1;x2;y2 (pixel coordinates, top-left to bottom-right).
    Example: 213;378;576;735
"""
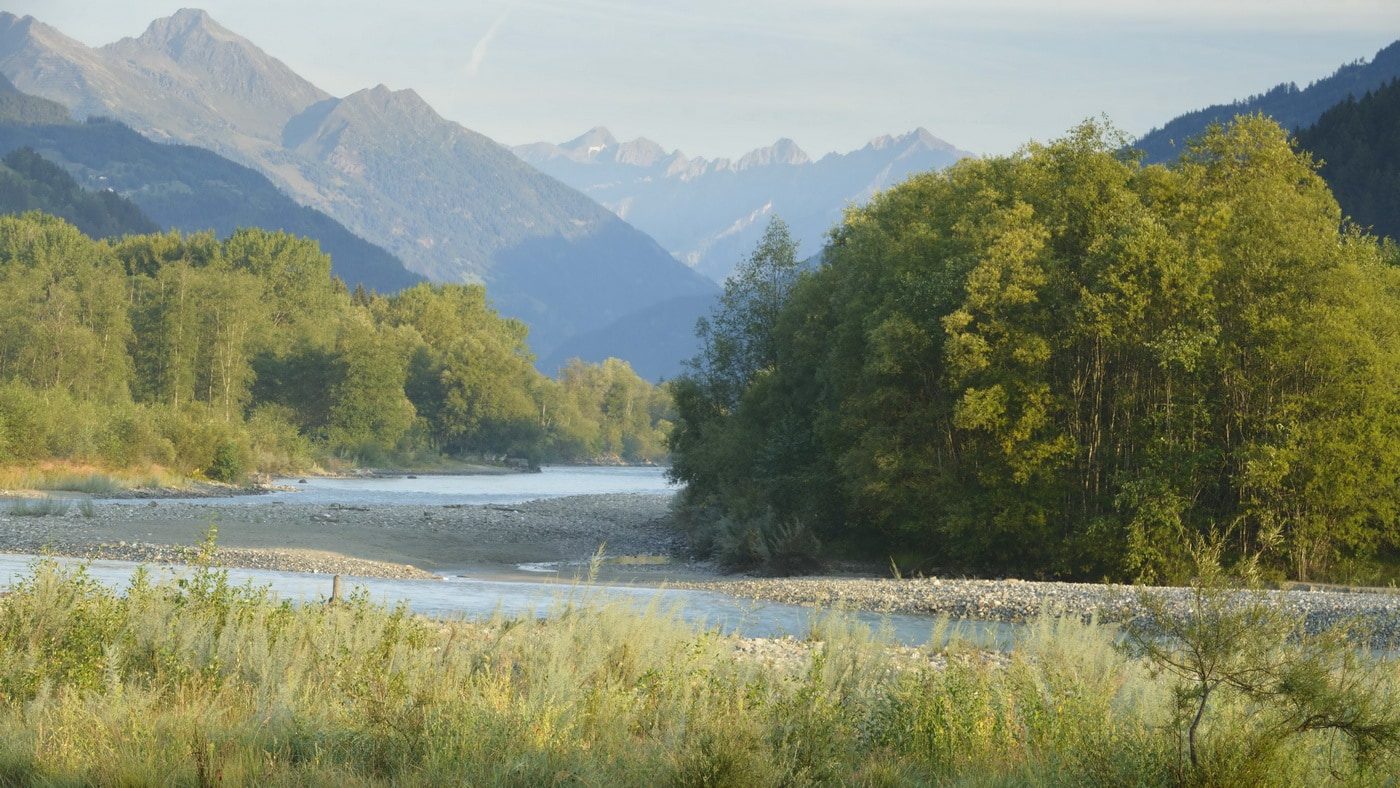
0;560;1393;784
5;497;70;517
205;442;247;484
1124;549;1400;781
542;357;675;463
711;510;823;574
671;117;1400;582
0;213;672;480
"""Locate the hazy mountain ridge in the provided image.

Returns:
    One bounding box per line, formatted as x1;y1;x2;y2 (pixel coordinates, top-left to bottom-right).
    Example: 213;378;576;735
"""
0;9;716;362
514;127;970;282
0;69;421;290
1135;40;1400;163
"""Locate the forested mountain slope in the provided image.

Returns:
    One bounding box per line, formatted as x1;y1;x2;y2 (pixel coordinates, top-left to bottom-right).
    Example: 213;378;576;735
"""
0;146;156;238
1296;78;1400;241
1135;41;1400;162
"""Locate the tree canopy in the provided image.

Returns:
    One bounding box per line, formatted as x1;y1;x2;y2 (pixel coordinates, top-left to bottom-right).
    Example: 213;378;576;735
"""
0;213;672;480
671;117;1400;583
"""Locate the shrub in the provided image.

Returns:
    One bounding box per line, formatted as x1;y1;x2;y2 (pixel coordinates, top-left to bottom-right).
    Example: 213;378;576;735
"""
1124;551;1400;782
205;442;246;484
6;497;70;517
714;510;822;574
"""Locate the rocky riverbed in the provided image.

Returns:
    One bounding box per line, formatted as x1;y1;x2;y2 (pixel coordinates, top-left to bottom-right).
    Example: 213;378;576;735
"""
680;576;1400;644
0;493;681;581
5;492;1400;647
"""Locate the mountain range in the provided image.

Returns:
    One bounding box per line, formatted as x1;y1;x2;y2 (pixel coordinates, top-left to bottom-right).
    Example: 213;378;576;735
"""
515;127;970;282
0;73;422;291
1135;41;1400;163
0;9;716;361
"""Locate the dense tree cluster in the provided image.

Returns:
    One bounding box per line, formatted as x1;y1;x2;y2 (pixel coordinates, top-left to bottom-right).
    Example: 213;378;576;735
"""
671;118;1400;583
0;213;670;480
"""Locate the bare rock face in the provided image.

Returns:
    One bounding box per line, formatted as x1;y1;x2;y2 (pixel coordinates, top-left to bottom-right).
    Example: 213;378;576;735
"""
0;10;716;366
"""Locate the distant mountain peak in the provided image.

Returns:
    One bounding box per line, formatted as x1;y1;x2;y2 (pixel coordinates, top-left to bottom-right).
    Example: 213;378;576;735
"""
343;83;437;120
865;127;958;153
136;8;240;51
0;12;80;51
615;136;666;166
563;126;618;156
736;138;810;169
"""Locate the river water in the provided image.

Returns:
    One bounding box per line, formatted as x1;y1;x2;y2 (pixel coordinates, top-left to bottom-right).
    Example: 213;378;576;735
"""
71;466;1017;647
106;465;679;507
0;554;1015;648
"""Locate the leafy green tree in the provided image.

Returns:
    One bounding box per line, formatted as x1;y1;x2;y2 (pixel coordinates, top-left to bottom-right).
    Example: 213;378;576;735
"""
0;213;131;401
671;117;1400;581
325;314;416;459
691;217;801;410
0;212;674;478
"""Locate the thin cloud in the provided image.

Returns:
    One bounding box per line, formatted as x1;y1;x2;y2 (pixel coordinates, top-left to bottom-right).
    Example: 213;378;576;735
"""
466;2;516;78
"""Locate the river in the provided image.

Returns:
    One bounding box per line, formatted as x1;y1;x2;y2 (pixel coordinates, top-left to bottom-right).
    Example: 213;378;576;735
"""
60;466;1017;647
104;465;679;507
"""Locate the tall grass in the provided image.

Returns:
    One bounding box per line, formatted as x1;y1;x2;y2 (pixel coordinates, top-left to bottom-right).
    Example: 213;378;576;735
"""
4;497;71;517
0;561;1393;785
0;462;187;494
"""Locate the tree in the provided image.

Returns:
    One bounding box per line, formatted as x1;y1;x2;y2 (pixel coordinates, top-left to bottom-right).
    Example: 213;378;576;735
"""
691;217;801;410
670;117;1400;581
325;314;416;459
1124;550;1400;779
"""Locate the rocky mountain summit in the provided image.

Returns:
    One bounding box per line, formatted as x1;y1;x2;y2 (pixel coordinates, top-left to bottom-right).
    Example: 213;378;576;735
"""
516;126;970;282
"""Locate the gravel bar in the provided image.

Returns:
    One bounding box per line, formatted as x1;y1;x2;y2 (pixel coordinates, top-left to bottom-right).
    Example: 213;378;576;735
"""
0;494;679;581
681;576;1400;644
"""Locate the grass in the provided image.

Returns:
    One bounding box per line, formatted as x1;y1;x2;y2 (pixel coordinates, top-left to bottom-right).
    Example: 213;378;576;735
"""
0;462;188;495
0;561;1394;785
4;497;71;517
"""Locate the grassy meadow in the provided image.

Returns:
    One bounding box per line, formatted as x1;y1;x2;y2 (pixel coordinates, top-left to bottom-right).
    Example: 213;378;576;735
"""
0;561;1393;786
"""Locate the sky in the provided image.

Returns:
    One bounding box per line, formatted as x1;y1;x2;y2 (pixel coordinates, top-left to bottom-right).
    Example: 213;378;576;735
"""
7;0;1400;158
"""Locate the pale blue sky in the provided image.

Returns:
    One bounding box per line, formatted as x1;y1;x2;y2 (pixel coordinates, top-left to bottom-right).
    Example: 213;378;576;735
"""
7;1;1400;158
